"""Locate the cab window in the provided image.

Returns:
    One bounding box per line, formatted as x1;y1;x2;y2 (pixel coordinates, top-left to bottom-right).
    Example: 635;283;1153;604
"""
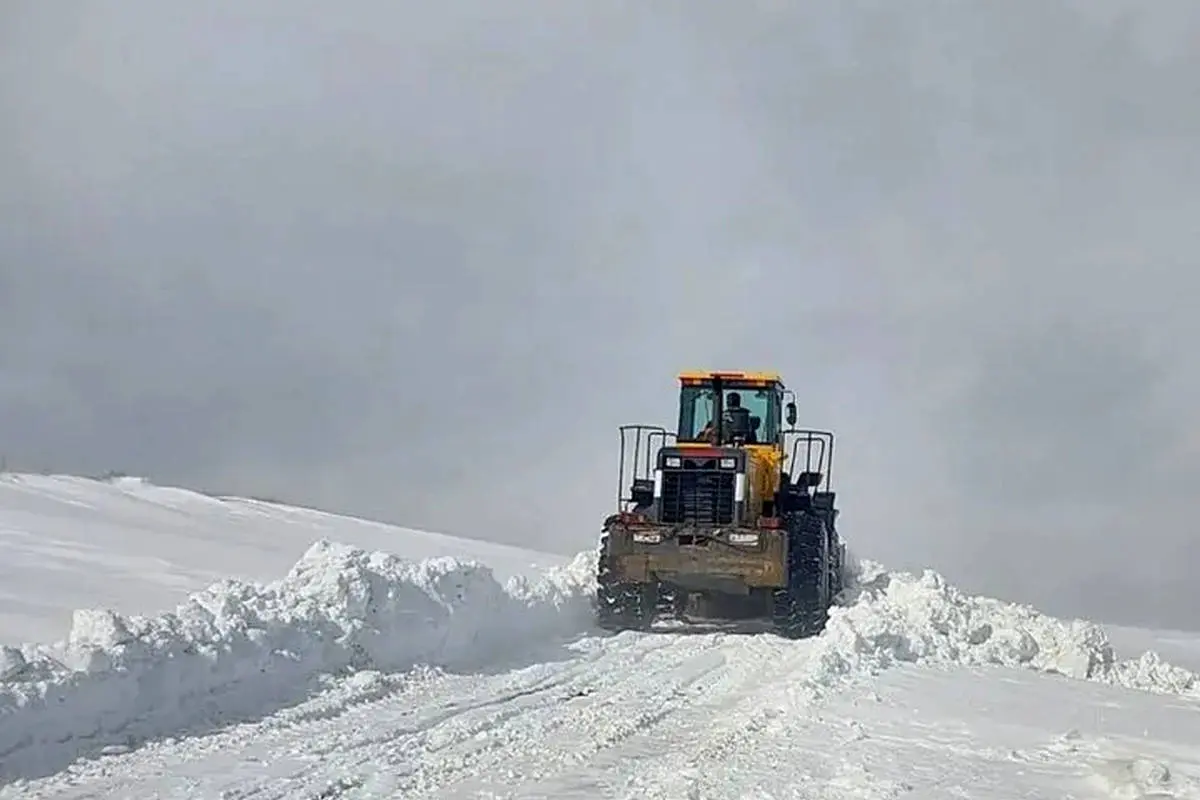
678;385;780;444
678;386;716;440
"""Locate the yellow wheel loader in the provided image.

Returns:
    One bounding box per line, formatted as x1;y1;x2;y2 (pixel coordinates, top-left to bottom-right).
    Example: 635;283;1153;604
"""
595;370;845;638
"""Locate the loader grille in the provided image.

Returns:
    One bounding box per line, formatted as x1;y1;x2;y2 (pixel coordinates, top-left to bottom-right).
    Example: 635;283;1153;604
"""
660;470;736;525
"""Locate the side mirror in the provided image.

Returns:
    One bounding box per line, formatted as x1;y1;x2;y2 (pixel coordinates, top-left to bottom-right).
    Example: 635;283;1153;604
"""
785;402;797;426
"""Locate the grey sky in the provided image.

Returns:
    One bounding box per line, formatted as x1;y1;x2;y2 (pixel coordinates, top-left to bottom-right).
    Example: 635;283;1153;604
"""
2;1;1199;629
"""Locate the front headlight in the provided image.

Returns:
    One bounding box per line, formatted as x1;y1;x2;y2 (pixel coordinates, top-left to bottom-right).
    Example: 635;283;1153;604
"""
719;457;736;469
665;456;681;468
728;532;759;545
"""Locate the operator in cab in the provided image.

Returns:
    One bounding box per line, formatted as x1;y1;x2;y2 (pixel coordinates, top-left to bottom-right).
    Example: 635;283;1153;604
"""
696;391;754;444
725;392;754;442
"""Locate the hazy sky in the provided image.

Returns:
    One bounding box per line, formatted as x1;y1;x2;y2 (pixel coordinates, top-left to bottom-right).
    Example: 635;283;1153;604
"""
3;1;1199;629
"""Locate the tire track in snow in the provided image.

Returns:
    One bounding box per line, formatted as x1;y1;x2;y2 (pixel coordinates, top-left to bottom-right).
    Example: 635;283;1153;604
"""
10;629;826;800
534;632;820;799
389;632;754;797
249;631;736;799
7;632;688;799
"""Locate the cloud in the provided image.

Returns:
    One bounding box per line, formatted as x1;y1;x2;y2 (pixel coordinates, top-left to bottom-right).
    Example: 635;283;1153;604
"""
2;0;1199;628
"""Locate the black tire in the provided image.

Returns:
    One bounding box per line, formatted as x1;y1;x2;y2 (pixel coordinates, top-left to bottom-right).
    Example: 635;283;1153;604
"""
810;493;844;603
770;511;830;639
595;530;656;631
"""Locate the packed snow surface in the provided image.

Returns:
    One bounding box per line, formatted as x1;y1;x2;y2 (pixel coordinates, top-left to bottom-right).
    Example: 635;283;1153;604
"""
1;473;1199;797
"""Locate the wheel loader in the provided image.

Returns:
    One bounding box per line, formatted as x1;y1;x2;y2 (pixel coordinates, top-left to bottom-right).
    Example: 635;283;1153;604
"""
595;370;845;639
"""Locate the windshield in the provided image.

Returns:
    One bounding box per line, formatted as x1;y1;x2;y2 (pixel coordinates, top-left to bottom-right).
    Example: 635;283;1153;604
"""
678;385;779;444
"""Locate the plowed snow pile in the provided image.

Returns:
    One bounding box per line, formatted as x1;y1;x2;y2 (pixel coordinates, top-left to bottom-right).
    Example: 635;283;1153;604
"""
811;554;1199;696
0;540;595;778
3;537;1197;784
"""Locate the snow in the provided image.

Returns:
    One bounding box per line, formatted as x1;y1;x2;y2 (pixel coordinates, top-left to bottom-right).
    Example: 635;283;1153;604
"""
2;473;1199;798
0;538;595;782
0;473;565;645
810;554;1200;696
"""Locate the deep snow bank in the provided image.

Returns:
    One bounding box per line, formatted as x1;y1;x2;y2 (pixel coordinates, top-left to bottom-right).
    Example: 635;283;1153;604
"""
0;472;566;646
812;554;1199;697
0;540;596;781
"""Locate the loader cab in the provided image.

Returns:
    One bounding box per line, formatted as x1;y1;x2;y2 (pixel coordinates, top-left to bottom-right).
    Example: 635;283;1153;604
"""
676;371;785;447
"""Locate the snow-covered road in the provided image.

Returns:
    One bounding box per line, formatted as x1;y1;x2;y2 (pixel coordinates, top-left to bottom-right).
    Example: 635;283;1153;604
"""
14;627;1200;799
13;631;817;798
3;475;1200;799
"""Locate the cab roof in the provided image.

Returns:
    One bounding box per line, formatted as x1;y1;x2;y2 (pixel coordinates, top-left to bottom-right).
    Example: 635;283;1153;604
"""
676;370;784;387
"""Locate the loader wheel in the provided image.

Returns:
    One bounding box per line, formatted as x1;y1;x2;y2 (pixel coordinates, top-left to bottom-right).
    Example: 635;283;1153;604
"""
770;511;830;639
596;582;656;631
595;531;656;632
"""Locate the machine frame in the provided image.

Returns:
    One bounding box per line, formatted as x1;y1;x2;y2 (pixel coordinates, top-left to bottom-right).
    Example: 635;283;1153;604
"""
596;370;845;638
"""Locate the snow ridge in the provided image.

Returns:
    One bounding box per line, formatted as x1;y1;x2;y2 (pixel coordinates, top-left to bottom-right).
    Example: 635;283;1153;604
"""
809;552;1199;696
0;539;596;782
